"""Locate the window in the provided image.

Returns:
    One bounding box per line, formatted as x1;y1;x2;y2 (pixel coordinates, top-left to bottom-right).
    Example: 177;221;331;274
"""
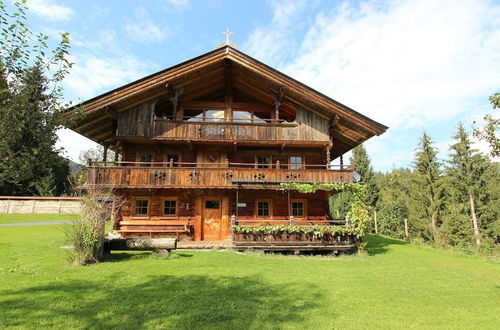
256;155;271;169
135;199;149;216
163;199;177;216
154;97;174;119
138;153;153;167
256;200;271;218
165;154;180;167
289;156;303;170
291;200;306;218
205;200;220;209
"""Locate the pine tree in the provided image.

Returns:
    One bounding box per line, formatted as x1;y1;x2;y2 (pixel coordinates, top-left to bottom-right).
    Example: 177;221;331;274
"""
413;132;444;243
0;65;71;195
447;124;488;246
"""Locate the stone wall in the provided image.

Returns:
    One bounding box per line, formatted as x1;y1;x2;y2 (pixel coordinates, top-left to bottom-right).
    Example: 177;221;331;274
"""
0;197;82;214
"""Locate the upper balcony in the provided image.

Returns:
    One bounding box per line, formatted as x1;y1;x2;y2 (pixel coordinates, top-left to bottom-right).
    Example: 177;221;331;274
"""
115;103;332;146
84;161;353;189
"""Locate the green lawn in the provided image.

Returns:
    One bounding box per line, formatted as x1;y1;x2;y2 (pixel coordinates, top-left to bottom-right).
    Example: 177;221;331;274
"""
0;213;79;224
0;224;499;329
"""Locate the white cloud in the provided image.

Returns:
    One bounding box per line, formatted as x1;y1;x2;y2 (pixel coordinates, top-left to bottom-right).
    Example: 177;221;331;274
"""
244;0;306;66
164;0;189;10
27;0;74;21
245;0;500;169
56;129;98;163
245;0;500;129
63;54;153;101
125;7;170;43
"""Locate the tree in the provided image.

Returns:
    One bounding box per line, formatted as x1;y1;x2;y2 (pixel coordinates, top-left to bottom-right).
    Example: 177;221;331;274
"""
350;145;379;208
446;124;488;246
413;132;444;243
0;1;73;196
330;145;379;222
473;92;499;158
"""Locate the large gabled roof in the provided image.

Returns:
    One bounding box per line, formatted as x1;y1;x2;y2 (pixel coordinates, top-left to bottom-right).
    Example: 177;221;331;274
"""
66;45;388;154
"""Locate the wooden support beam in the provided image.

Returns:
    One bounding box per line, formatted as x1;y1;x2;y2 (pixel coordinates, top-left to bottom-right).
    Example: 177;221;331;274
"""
114;140;121;163
224;59;233;122
166;82;183;119
187;140;194;151
102;145;108;162
325;145;331;169
280;142;286;152
181;101;274;112
233;141;237;154
269;85;286;122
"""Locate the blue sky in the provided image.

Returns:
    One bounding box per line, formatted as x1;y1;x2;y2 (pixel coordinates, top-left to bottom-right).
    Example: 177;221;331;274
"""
20;0;500;171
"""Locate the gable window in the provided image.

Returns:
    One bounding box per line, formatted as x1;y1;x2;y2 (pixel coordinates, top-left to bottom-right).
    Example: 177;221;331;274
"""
256;200;272;218
154;97;174;120
289;156;304;170
291;199;306;219
135;199;149;216
256;155;271;169
138;153;153;167
163;198;177;216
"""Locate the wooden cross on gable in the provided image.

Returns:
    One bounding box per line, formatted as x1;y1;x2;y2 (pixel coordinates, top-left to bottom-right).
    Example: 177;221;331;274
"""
222;28;234;43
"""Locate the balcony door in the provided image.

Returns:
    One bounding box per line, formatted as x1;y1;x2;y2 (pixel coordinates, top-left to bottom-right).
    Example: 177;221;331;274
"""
202;198;223;240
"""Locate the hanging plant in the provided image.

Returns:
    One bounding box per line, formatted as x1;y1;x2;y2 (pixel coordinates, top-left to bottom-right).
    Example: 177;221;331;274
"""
279;183;370;237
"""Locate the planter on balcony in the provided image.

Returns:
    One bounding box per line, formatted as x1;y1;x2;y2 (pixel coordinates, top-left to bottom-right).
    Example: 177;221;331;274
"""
232;226;360;251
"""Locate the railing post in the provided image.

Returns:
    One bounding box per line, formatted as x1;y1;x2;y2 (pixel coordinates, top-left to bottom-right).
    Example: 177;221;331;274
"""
225;158;229;168
345;216;350;226
289;216;294;226
169;158;174;168
276;160;280;169
231;214;236;226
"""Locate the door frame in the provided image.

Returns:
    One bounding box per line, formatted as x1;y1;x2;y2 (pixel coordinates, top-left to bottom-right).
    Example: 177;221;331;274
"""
194;195;229;241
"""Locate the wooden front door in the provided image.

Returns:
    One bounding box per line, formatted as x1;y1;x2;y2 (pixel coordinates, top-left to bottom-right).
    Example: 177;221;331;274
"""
202;198;223;240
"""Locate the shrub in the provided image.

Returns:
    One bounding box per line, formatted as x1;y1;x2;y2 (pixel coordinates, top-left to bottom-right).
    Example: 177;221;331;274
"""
65;187;121;265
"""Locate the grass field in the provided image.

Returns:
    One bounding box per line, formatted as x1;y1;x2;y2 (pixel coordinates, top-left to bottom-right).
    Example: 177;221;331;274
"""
0;213;79;224
1;222;499;329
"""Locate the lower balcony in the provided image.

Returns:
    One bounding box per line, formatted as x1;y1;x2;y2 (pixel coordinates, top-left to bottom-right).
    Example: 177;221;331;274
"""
85;162;353;189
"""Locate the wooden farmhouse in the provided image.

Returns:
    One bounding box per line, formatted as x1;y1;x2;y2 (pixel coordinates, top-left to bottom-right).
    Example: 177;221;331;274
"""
67;43;387;250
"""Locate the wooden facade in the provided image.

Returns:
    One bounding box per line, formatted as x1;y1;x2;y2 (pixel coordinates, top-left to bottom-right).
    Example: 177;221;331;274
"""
67;45;387;249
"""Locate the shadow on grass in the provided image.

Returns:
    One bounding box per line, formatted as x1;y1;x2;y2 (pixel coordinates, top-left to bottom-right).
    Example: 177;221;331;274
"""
104;251;194;262
364;234;407;256
0;275;320;329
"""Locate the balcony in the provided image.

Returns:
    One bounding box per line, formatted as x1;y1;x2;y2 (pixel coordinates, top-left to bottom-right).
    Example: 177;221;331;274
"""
85;161;353;189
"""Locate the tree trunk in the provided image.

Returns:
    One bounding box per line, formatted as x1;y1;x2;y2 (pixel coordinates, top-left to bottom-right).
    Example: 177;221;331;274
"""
104;237;177;251
431;213;438;243
469;192;481;246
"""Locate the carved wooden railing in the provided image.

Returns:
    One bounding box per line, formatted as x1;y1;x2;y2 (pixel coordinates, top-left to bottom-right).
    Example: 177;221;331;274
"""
148;120;329;142
85;162;353;188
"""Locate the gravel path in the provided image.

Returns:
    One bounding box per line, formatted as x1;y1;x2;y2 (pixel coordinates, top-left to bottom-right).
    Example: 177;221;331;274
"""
0;221;71;227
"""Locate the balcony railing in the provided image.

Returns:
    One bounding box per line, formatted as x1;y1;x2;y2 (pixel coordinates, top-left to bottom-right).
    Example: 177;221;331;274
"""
85;161;353;189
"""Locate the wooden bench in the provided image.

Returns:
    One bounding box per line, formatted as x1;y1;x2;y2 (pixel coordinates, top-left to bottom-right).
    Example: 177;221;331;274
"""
117;218;192;239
